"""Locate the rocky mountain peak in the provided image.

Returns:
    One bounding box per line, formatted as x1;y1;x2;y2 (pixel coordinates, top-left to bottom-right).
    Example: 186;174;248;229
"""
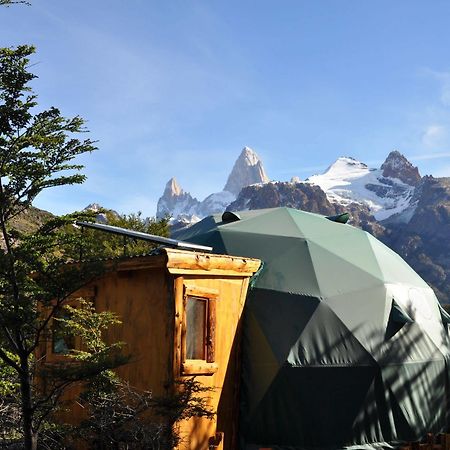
156;177;199;220
83;203;119;223
241;146;261;165
223;147;269;196
163;177;183;197
84;203;103;213
325;157;369;174
381;151;421;186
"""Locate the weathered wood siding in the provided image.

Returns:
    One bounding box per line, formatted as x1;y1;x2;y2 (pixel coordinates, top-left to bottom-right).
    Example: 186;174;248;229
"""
175;275;250;450
97;267;173;398
39;249;260;450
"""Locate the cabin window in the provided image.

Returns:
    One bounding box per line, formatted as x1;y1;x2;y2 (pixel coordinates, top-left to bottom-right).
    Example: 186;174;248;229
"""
186;296;207;360
44;287;96;362
47;307;79;360
181;285;218;376
52;312;75;354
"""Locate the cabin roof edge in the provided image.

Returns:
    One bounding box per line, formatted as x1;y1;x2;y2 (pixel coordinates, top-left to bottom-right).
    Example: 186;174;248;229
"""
112;248;261;276
163;248;261;276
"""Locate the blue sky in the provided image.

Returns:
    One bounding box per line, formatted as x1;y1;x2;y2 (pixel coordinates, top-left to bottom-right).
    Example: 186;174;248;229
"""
2;0;450;216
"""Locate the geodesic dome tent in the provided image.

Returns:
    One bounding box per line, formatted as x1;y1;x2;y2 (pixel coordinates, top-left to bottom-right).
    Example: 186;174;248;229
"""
174;207;450;450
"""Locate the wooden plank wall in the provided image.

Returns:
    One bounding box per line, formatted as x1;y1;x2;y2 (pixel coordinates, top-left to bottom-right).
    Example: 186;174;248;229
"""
176;275;250;450
97;267;172;398
51;267;174;427
39;251;259;449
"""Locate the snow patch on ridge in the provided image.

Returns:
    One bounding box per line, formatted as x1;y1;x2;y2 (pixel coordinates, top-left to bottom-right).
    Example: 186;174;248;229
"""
307;157;416;220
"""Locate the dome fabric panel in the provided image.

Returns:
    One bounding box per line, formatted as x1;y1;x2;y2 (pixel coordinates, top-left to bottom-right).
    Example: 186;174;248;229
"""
173;207;450;449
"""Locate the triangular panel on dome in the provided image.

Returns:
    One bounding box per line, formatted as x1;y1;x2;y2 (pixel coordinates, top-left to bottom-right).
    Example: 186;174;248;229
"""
248;288;320;365
221;232;321;295
288;301;377;367
376;321;444;365
351;370;399;445
243;364;377;448
382;361;447;440
307;241;385;298
325;285;388;353
240;309;281;419
223;207;308;238
306;231;384;282
367;234;429;288
386;284;447;354
287;208;359;239
385;299;414;340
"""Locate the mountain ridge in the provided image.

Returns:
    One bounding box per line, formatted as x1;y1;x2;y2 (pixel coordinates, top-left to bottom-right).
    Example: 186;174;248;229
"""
156;146;268;221
223;146;270;195
155;148;449;303
157;149;424;225
306;153;418;221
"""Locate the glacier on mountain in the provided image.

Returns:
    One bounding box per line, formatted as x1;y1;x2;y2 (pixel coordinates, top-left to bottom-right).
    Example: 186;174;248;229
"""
156;148;421;225
306;155;418;221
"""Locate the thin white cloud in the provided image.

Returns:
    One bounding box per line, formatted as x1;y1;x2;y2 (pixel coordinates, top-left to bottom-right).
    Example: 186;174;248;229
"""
421;68;450;107
421;124;447;148
409;151;450;162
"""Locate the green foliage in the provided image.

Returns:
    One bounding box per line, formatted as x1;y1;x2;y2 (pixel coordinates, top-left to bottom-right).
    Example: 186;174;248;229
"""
0;46;96;219
79;211;170;259
58;298;122;354
45;299;128;385
0;350;19;396
0;45;117;449
38;299;129;440
0;43;171;450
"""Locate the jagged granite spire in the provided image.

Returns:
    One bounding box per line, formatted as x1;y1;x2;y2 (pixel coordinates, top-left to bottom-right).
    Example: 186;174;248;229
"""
223;147;269;196
156;177;199;219
164;177;183;197
381;150;421;186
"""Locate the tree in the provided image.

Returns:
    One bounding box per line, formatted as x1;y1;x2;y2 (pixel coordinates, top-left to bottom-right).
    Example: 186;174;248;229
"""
0;45;124;450
78;210;170;259
37;298;214;449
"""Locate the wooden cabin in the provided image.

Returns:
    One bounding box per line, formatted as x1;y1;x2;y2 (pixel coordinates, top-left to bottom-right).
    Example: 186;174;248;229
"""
38;248;261;450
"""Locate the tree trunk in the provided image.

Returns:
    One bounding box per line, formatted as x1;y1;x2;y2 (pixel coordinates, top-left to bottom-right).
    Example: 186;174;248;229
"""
19;354;37;450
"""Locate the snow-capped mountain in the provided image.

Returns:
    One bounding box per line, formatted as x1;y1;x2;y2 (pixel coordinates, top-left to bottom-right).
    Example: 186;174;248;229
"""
156;147;269;221
156;178;201;221
307;152;420;221
224;146;270;195
83;203;120;223
81;149;450;303
157;148;422;225
220;151;450;303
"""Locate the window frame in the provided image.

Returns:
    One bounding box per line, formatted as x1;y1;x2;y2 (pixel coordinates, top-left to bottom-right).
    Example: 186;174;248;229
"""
50;308;78;356
44;287;96;363
180;285;218;376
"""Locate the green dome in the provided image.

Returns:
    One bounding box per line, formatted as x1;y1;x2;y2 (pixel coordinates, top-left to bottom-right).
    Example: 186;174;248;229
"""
175;207;450;449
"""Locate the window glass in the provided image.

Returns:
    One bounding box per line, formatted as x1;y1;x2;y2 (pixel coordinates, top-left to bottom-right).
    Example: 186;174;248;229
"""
52;314;75;354
186;296;206;360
